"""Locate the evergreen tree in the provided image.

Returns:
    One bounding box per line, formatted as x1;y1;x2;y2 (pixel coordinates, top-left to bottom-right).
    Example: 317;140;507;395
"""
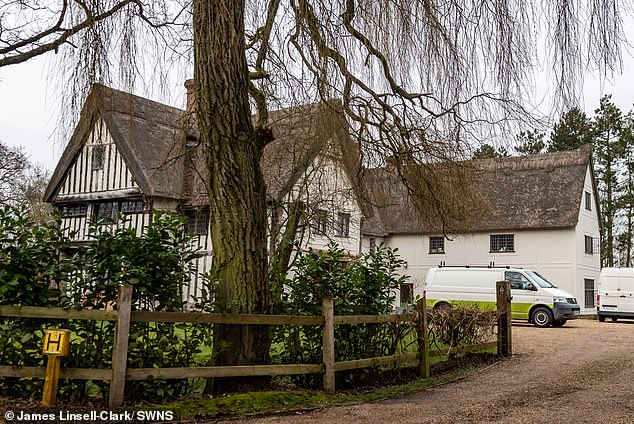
548;107;593;152
472;144;509;159
593;96;626;267
617;112;634;266
515;129;546;155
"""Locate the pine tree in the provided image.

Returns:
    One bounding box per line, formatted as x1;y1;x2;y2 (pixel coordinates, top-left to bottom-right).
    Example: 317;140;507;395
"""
617;112;634;266
472;144;509;159
593;96;626;267
548;108;593;152
515;129;546;155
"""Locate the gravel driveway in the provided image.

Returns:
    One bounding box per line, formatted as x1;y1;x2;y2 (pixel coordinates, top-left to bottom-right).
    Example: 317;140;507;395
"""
218;319;634;424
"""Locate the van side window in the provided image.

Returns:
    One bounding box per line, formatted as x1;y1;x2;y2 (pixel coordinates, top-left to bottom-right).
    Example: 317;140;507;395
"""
505;271;533;290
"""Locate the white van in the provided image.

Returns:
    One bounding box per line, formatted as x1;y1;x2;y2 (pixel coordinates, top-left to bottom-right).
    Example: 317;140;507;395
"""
597;267;634;322
422;266;580;327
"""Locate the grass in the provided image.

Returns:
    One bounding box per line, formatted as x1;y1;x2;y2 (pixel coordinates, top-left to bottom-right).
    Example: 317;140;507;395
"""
149;353;497;420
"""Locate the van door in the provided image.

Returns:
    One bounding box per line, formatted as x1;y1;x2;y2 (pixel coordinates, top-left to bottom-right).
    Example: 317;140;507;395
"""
505;271;536;320
599;271;620;314
619;271;634;314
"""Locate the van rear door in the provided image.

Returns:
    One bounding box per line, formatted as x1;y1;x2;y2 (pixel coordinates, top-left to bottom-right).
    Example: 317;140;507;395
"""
505;271;535;320
599;270;620;314
619;270;634;314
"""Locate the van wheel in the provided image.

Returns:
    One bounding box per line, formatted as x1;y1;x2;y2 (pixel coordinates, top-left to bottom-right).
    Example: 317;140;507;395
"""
611;317;618;322
532;307;553;328
552;319;567;327
598;315;606;322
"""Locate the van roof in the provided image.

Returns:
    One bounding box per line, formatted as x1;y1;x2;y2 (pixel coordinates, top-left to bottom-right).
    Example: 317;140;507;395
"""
436;265;520;269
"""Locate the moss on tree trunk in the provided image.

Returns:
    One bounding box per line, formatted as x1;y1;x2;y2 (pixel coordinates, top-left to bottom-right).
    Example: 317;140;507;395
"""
194;0;270;391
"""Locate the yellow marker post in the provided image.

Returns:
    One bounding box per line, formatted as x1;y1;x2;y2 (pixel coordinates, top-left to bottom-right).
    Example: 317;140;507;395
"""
42;329;71;407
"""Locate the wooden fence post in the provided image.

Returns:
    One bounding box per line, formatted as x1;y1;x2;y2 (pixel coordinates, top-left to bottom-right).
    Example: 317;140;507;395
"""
109;284;133;408
417;296;430;378
496;280;512;358
322;296;335;393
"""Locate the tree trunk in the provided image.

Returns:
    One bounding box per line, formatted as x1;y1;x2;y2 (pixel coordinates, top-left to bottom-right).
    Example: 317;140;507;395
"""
193;0;270;391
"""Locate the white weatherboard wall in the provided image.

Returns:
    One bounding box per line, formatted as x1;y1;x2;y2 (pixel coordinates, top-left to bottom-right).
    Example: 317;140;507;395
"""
573;166;601;311
284;152;363;256
364;165;601;314
382;229;576;303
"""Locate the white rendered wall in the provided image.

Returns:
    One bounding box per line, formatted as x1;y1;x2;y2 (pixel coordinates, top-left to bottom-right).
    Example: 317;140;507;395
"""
281;152;363;257
363;166;601;313
573;166;601;312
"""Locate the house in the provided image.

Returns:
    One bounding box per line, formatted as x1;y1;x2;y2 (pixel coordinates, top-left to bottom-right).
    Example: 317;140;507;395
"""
361;146;601;314
44;82;366;301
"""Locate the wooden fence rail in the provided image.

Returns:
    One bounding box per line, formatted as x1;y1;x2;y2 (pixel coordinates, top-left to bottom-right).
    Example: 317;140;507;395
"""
0;283;511;407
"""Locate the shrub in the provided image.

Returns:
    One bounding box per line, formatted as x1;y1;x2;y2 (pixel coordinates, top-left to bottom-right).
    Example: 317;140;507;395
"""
0;205;74;306
0;206;75;397
427;304;497;356
271;243;412;387
0;206;214;402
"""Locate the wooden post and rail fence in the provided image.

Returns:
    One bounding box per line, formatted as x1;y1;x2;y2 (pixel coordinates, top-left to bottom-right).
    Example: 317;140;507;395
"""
0;281;512;407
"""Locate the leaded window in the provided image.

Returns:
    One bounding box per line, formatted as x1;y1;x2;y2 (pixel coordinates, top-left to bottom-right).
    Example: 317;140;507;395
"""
94;202;118;222
121;200;145;214
62;204;87;217
312;209;328;235
429;236;445;254
184;209;209;235
92;145;105;170
490;234;515;252
336;212;350;237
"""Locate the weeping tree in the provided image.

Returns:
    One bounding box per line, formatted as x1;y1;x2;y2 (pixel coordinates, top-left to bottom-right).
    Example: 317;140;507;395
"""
1;0;630;384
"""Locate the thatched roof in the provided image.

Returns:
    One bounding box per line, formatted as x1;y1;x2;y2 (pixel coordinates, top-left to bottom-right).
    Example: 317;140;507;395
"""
363;146;595;235
45;85;365;209
45;84;190;201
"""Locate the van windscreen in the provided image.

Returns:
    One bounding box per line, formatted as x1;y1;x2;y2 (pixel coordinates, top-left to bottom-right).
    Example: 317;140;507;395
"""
525;271;555;288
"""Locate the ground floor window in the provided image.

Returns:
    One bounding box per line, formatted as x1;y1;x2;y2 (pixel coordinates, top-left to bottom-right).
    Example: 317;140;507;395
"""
94;202;118;223
62;204;87;217
584;279;596;308
93;199;146;223
184;208;210;235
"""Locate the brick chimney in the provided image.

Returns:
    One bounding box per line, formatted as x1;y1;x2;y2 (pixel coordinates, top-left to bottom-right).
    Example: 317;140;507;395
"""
184;79;195;111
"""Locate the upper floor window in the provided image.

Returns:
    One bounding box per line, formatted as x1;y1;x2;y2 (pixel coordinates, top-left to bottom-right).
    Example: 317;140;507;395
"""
92;145;105;171
184;209;209;235
429;236;445;254
311;209;328;235
62;204;87;217
490;234;514;253
585;191;592;210
585;235;594;254
335;212;350;237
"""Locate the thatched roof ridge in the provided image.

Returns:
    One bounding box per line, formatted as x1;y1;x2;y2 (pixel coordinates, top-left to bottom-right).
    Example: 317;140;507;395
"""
45;84;192;201
363;146;594;235
45;85;366;212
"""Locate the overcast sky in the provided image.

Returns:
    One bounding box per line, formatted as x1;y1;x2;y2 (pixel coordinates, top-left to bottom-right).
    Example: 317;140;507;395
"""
1;31;634;174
